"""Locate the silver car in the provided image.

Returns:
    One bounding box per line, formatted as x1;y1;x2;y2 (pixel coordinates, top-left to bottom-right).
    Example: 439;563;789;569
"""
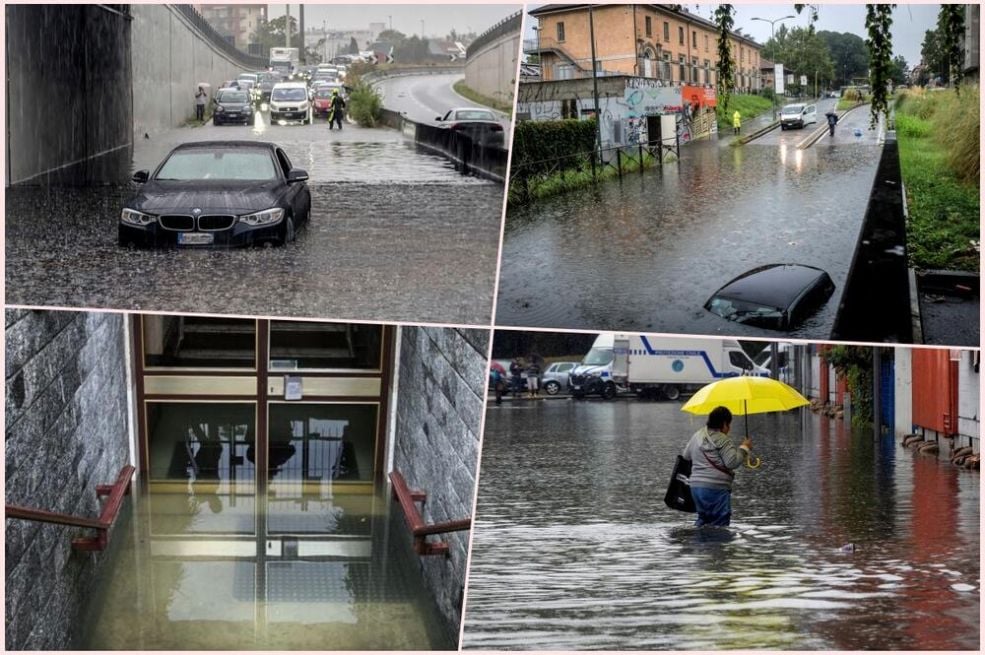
541;361;579;395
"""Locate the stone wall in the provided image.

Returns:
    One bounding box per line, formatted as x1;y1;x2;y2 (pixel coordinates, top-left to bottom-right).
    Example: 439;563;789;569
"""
5;309;132;650
391;326;488;642
464;28;520;108
5;5;133;185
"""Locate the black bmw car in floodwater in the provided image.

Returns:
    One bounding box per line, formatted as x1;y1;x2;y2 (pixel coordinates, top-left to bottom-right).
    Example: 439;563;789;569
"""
119;141;311;248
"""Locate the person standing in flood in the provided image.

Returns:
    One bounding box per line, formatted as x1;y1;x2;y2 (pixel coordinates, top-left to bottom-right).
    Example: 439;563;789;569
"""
732;110;741;135
328;89;346;131
195;86;208;122
682;406;752;527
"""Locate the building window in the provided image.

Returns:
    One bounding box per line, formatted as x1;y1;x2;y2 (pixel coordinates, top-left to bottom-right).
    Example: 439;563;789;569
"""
678;26;685;45
679;54;686;82
692;31;698;48
556;21;565;42
663;21;670;41
705;35;709;52
645;16;652;37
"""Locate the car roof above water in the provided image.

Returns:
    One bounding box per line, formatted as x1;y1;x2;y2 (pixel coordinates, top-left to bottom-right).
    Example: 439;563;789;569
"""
713;264;830;308
172;141;278;151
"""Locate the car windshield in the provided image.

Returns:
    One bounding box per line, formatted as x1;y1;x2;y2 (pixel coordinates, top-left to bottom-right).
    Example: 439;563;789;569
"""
218;91;248;103
706;297;785;327
316;89;333;98
454;109;496;121
272;88;306;101
782;104;805;114
156;150;277;182
582;348;614;366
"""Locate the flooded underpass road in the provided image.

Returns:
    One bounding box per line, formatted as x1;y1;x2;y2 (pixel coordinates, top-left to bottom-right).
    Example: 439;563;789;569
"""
6;117;503;325
462;401;980;650
495;126;882;338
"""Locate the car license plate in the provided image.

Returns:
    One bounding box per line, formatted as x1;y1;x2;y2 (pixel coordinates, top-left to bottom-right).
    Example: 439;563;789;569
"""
178;233;214;246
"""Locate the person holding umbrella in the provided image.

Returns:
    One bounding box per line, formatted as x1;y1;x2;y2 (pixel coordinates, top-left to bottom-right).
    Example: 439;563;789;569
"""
825;111;839;137
681;406;752;528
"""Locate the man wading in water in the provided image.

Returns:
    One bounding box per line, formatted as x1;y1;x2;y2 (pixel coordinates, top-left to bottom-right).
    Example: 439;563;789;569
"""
682;406;752;527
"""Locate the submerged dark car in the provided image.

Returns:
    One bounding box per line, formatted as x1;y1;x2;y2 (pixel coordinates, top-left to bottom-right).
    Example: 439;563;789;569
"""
119;141;311;248
435;107;505;147
704;264;835;331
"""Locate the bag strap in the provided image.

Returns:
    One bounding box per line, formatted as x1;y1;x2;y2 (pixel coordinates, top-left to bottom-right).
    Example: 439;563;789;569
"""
701;434;735;478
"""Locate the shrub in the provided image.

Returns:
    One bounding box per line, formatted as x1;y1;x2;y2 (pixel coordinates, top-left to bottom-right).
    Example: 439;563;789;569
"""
347;82;382;127
511;118;597;179
935;87;979;186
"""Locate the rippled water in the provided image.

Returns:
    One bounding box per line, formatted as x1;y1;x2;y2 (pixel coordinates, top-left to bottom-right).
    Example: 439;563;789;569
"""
463;401;980;650
496;139;882;338
6;116;502;324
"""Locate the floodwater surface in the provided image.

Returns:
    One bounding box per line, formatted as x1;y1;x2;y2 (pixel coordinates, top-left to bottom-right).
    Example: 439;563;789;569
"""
496;136;882;337
462;401;980;650
6;116;502;325
82;488;455;650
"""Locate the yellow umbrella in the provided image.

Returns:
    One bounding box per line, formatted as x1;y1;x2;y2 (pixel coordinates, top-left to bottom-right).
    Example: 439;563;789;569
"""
681;376;809;467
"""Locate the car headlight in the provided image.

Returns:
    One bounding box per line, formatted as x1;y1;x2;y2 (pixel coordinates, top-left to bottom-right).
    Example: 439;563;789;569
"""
216;105;225;112
121;208;156;226
238;208;284;226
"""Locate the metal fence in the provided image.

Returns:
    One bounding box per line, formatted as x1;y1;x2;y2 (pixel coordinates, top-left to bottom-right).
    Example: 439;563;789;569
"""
173;4;268;71
466;10;522;59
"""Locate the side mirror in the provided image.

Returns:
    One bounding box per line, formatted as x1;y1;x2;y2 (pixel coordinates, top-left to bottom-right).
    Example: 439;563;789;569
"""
132;170;149;183
287;168;309;183
435;115;444;121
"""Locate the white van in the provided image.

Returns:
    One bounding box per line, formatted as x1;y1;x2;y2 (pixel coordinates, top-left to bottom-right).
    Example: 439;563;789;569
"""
779;103;817;130
269;81;311;124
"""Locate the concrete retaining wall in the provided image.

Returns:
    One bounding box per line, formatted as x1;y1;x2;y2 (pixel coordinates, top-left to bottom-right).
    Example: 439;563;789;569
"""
5;5;133;185
957;350;980;442
4;309;132;650
130;4;255;138
464;30;519;108
390;326;488;642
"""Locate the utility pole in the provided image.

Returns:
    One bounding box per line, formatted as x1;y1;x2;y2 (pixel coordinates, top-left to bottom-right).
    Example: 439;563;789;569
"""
299;4;305;64
751;15;794;118
588;5;602;176
286;4;291;47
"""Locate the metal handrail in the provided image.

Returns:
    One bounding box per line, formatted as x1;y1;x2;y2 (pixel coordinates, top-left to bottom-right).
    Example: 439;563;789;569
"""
5;464;135;551
389;470;471;556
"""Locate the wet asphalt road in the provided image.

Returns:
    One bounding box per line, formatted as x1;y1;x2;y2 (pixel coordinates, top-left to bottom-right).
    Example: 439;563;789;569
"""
6;112;504;325
495;106;883;339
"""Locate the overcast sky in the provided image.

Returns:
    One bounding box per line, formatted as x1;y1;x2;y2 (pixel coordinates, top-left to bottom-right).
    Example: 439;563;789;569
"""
524;4;944;66
270;4;521;39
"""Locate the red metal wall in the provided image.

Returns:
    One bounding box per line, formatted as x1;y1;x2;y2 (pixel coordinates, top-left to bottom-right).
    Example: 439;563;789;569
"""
912;349;959;435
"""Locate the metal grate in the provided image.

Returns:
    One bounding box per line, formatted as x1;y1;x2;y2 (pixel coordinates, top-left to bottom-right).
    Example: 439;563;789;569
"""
198;215;236;231
159;215;195;231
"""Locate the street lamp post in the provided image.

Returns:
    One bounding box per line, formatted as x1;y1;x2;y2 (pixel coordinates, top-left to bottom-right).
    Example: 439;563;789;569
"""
588;5;602;177
751;15;795;119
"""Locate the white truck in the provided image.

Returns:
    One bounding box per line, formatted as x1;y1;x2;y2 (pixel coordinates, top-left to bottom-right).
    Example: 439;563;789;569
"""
269;47;300;76
569;333;768;400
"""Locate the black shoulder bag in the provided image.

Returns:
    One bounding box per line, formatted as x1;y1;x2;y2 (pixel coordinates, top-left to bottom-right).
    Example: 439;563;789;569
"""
663;455;696;513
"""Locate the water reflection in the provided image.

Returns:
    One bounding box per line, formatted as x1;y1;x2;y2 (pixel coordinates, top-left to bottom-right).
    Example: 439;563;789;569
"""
463;402;979;650
496;141;882;337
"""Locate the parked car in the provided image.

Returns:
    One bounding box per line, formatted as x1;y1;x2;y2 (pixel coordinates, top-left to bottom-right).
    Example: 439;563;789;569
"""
212;89;254;125
119;141;311;248
257;74;278;103
541;361;579;395
435;107;506;147
779;103;818;130
269;82;311;124
704;264;836;331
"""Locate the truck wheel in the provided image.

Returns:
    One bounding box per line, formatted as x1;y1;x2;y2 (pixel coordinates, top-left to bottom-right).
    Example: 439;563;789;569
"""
544;380;561;395
662;385;681;401
601;382;617;400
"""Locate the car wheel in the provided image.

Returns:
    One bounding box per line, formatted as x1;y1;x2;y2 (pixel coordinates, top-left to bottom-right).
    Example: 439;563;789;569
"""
662;385;681;401
282;214;296;245
601;382;616;400
544;380;561;395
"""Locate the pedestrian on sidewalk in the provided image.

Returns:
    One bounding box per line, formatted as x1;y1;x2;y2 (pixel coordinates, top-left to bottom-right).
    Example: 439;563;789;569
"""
526;356;542;399
195;86;208;122
825;111;839;137
681;406;753;528
732;110;741;135
509;357;524;397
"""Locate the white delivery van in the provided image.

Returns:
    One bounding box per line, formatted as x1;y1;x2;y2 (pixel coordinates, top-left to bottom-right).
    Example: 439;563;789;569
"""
569;333;767;400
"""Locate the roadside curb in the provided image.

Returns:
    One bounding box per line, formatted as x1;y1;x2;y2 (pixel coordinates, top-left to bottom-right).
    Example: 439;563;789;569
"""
730;119;779;146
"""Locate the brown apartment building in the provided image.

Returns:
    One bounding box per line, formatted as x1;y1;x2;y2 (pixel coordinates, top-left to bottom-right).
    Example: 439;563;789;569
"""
528;4;762;92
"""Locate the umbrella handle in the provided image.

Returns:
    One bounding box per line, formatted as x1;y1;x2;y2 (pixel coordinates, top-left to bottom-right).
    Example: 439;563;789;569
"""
745;452;762;469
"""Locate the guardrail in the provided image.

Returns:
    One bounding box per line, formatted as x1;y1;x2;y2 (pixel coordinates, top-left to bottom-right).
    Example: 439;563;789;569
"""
389;471;471;556
5;465;135;551
467;10;522;59
172;4;268;70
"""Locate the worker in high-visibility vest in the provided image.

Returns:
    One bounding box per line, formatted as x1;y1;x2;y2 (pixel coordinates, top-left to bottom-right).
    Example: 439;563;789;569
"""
732;110;741;135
